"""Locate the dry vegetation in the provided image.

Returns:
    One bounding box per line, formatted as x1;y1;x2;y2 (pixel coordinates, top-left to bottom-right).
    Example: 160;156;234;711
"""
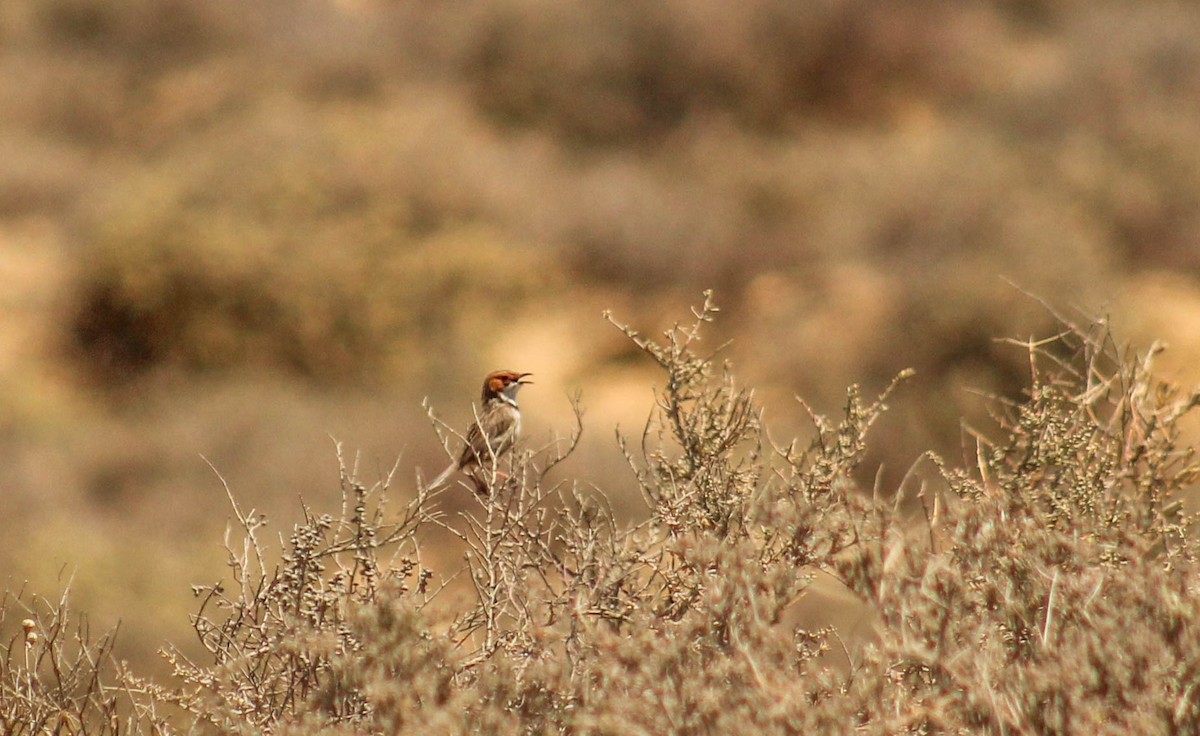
5;298;1200;733
3;0;1200;730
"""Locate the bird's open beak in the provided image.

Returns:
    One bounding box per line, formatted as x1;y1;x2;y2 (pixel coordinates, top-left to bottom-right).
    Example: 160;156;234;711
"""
517;372;534;385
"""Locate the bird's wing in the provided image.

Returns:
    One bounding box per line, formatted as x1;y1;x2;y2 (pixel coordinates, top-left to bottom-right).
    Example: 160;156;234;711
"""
458;421;486;468
461;404;518;469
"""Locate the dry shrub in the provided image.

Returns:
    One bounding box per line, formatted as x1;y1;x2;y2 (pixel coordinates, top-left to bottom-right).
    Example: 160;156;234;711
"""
0;588;167;734
67;153;556;385
445;0;995;143
7;294;1200;733
154;448;439;732
169;296;1200;733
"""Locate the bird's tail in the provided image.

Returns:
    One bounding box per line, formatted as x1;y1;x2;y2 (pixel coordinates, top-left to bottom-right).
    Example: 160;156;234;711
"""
425;462;457;491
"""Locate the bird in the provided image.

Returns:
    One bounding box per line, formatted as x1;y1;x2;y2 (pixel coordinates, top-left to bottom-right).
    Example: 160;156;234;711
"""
427;370;533;494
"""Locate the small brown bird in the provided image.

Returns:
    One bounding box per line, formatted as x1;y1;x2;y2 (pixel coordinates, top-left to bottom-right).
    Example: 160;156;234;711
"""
428;370;533;493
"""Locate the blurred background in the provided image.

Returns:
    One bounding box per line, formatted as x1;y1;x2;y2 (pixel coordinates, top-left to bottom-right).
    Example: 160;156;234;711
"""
2;0;1200;675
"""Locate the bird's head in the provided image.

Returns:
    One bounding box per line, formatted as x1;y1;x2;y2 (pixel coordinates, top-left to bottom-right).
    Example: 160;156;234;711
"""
482;370;533;405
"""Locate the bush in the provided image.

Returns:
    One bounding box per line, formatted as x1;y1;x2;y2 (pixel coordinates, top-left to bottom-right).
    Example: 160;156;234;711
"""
7;294;1200;733
67;157;554;385
0;588;168;733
